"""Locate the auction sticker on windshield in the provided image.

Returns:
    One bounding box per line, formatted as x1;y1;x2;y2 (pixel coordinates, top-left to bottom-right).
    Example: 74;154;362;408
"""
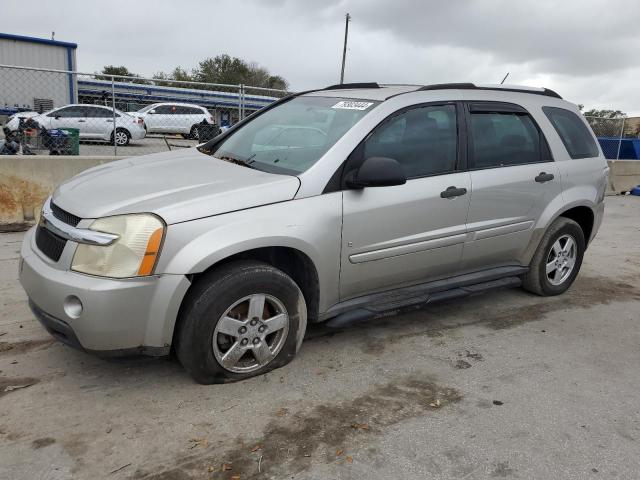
332;101;374;110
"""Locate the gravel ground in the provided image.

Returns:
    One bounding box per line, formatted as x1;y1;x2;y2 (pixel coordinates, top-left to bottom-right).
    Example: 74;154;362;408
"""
0;195;639;480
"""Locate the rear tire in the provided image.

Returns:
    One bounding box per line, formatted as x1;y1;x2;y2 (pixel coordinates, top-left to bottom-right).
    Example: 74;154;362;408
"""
188;125;199;140
522;217;585;296
176;260;307;384
111;128;130;146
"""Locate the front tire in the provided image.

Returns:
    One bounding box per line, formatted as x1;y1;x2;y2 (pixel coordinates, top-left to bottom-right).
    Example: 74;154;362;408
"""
176;260;307;384
523;217;585;296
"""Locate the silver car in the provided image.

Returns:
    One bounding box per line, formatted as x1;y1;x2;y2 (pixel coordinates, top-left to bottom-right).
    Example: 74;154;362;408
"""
19;83;609;383
22;104;145;146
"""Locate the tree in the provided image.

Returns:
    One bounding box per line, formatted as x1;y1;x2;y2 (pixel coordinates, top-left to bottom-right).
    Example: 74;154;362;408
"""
98;65;149;84
116;55;290;92
582;108;626;118
153;67;194;86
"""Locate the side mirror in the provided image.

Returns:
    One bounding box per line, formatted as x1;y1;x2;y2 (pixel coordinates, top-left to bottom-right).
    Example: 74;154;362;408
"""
54;115;61;120
345;157;406;188
148;110;156;114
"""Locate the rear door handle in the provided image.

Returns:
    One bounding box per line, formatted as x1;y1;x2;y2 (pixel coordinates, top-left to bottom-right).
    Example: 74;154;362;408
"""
77;119;86;123
535;172;554;183
440;186;467;198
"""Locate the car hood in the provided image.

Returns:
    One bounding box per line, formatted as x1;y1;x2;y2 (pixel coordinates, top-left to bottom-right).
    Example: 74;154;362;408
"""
52;149;301;224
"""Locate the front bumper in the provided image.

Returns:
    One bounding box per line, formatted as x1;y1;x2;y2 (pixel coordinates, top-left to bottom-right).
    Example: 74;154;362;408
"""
19;227;190;355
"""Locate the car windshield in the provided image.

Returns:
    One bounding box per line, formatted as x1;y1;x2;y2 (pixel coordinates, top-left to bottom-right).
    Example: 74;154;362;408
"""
202;96;379;174
136;104;158;113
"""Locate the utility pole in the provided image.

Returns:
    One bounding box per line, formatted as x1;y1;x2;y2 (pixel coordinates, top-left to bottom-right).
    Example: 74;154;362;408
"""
340;13;351;84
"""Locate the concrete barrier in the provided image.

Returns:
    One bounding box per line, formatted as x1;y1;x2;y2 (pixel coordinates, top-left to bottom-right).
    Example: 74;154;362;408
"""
608;160;640;194
0;155;124;229
1;156;638;229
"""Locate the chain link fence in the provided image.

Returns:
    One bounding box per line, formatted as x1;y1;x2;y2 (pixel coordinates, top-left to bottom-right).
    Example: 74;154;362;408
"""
0;64;289;157
584;115;640;160
585;116;626;159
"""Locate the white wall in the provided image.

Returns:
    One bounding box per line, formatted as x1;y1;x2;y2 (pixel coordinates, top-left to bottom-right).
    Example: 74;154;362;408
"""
0;38;77;110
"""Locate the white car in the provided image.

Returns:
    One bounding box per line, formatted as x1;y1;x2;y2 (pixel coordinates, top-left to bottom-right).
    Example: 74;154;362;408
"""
29;104;146;146
130;102;214;139
4;111;39;131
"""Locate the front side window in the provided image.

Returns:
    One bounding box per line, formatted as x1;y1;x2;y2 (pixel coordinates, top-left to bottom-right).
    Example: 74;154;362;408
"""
469;110;545;168
363;104;458;178
154;105;175;115
49;106;85;118
205;96;379;174
543;107;599;159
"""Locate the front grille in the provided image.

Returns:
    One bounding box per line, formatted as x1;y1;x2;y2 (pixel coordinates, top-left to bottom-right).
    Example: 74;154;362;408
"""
50;202;81;227
35;225;67;261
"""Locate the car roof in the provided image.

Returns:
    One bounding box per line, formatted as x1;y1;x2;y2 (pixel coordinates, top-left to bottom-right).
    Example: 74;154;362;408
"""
154;102;206;108
303;85;419;101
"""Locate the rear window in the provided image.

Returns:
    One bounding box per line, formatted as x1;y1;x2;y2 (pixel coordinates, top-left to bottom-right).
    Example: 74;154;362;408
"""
543;107;599;159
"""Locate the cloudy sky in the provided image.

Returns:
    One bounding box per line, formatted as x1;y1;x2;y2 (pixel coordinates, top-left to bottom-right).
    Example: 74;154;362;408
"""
5;0;640;114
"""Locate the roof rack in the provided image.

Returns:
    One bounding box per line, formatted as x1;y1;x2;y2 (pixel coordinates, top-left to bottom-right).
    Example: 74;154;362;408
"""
324;82;381;90
418;83;562;99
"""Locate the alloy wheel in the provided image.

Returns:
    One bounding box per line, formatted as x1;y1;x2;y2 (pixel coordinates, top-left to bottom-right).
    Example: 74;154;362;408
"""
545;234;577;286
115;131;128;145
212;294;289;373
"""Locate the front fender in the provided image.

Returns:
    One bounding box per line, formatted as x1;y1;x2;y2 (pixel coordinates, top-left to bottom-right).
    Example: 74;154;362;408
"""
156;193;343;312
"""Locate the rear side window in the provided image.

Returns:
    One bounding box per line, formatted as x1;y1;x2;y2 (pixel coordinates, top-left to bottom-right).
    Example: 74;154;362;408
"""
542;107;599;159
363;104;458;178
185;106;205;115
469;110;546;169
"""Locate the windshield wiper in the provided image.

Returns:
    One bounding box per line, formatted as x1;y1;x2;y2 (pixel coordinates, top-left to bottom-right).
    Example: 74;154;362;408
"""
216;154;258;169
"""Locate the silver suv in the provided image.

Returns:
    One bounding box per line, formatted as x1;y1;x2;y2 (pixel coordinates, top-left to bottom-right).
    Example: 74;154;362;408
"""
19;83;609;383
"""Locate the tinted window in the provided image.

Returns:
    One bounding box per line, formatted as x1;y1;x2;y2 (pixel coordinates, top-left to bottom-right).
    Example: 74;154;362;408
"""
48;106;85;118
363;104;457;178
179;106;203;115
543;107;599;159
85;106;114;118
469;111;544;168
154;105;176;114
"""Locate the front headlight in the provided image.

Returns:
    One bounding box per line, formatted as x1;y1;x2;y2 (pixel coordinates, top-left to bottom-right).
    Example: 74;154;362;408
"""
71;214;165;278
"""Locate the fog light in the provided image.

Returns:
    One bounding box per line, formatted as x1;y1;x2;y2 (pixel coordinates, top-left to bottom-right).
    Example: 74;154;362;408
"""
63;295;83;319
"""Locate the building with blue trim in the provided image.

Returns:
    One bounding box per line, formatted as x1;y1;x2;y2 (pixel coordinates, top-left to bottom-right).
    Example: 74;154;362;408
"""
0;33;77;115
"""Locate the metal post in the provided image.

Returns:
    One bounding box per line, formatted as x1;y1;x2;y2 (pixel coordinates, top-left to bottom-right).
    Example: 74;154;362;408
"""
111;76;117;156
238;84;243;122
340;13;351;84
616;117;626;160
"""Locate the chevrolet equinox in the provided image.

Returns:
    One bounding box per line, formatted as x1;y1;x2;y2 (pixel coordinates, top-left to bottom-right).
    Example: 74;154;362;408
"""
19;82;609;383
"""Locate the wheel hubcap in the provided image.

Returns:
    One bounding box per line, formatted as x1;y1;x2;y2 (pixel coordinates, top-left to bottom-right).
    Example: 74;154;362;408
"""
545;234;577;286
213;294;289;373
115;132;127;145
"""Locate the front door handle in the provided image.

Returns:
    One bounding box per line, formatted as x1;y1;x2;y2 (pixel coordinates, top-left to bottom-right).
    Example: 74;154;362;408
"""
535;172;554;183
77;119;86;123
440;186;468;198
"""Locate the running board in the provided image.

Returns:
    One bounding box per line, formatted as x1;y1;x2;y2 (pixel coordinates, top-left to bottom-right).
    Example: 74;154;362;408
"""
324;266;526;329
